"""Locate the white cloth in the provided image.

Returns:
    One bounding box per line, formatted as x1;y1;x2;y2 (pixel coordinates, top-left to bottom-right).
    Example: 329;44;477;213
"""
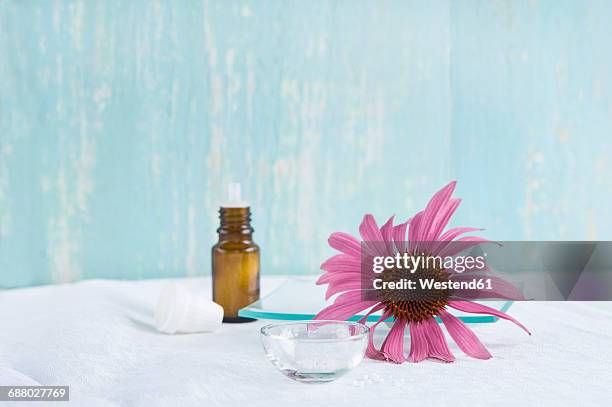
1;277;610;406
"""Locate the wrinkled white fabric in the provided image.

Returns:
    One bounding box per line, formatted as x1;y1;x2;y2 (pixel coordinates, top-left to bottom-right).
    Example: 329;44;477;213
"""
1;277;610;406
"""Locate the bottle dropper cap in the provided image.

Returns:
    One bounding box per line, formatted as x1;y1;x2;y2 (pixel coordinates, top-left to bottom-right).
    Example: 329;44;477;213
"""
222;182;249;208
155;283;223;334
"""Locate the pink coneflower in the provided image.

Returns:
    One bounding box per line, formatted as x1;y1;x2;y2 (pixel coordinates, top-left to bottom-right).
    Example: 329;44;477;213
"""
314;181;530;363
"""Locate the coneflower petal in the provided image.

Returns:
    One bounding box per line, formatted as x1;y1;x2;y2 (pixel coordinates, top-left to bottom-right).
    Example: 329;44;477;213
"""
422;318;455;363
365;309;393;361
408;321;429;362
448;300;531;335
429;198;461;240
392;219;410;253
380;215;396;254
359;214;384;242
408;318;455;363
314;290;376;321
439;309;491;360
328;232;361;258
433;227;485;254
316;270;361;286
408;211;424;251
438;227;485;242
324;278;362;300
320;254;361;273
357;303;386;325
381;318;407;363
419;181;456;241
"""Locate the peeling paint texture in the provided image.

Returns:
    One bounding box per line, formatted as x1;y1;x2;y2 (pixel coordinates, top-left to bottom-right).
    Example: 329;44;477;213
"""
1;1;612;287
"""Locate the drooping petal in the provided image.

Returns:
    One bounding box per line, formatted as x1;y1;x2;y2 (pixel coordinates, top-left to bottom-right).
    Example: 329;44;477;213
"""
448;301;531;335
423;318;455;362
358;303;386;360
439;309;491;360
358;303;386;325
381;318;407;363
314;290;377;321
408;318;455;363
328;232;362;258
365;309;394;360
358;303;387;358
408;320;429;363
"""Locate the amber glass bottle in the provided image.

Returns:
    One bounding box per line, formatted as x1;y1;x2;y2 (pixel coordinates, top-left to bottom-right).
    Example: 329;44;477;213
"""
212;204;260;323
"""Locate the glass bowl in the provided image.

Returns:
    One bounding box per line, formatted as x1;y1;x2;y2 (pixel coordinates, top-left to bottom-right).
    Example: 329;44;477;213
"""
260;320;369;383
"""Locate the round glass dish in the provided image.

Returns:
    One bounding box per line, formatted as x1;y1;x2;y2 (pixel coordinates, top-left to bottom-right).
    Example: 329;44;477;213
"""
260;320;369;383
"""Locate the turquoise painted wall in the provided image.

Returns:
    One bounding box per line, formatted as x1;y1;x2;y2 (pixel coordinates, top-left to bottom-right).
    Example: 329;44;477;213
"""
1;1;612;287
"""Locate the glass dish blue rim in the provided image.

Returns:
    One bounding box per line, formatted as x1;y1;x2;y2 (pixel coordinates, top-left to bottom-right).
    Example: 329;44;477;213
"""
239;279;513;323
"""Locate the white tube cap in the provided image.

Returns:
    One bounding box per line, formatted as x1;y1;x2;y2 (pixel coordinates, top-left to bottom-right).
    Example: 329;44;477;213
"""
155;283;223;334
222;182;249;208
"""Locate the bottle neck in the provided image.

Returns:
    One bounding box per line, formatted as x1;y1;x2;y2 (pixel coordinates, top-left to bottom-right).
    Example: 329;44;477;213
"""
217;207;254;241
